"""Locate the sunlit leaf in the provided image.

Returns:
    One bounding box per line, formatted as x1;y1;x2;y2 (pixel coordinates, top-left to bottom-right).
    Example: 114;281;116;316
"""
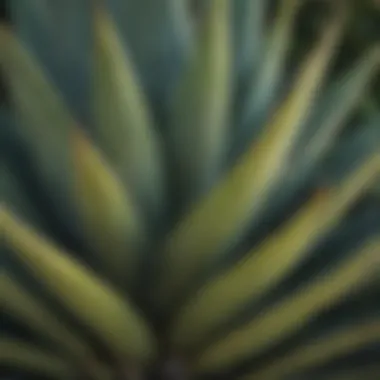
2;208;156;363
1;274;113;380
155;5;346;311
233;0;301;158
243;320;380;380
297;45;380;167
193;237;380;372
72;128;145;286
170;152;380;349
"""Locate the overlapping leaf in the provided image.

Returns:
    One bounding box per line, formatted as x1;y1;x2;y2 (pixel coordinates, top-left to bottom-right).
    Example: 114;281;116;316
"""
92;5;165;219
2;208;156;363
170;152;380;349
243;320;380;380
71;128;145;286
155;5;346;311
168;0;232;204
193;237;379;372
0;339;74;380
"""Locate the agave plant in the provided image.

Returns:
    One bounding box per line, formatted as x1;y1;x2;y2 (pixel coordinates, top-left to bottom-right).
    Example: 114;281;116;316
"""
1;0;380;379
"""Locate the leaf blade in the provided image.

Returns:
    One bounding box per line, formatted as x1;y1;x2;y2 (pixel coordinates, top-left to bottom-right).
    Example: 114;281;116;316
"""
93;5;165;219
193;237;380;372
155;5;346;311
1;208;156;363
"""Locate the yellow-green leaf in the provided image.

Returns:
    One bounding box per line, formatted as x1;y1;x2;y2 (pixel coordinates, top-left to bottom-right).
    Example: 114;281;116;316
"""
1;208;156;363
301;45;380;166
92;5;165;219
0;26;74;220
301;365;380;380
1;163;42;226
0;274;112;380
155;5;346;311
72;128;145;286
243;320;380;380
170;153;380;349
193;237;380;372
238;0;301;148
168;0;231;204
1;273;89;358
0;339;73;379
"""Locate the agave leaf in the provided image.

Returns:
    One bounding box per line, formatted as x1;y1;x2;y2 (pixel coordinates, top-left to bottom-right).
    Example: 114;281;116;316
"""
243;320;380;380
92;5;165;219
1;274;90;360
168;0;231;204
263;115;380;236
170;152;380;349
72;128;145;286
1;208;156;362
193;237;380;372
297;45;380;167
0;339;74;379
305;365;380;380
259;79;380;230
318;117;380;184
233;0;301;157
105;0;193;104
232;0;267;82
0;26;78;229
155;5;346;310
1;274;112;380
1;163;42;227
8;0;91;121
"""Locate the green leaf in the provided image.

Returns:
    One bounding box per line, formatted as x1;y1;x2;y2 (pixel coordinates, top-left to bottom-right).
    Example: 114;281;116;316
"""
0;26;78;229
8;0;91;120
234;0;301;157
243;320;380;380
92;5;165;220
193;236;380;372
170;152;380;350
298;45;380;167
155;5;346;312
0;274;111;380
233;0;267;81
1;163;42;227
71;128;146;286
168;0;232;205
2;209;156;363
105;0;194;103
0;338;74;379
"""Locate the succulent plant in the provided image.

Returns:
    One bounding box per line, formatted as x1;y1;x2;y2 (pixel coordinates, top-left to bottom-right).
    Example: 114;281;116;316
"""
1;1;380;379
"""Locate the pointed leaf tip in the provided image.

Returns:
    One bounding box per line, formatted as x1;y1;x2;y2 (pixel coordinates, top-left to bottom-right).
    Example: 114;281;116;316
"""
70;126;146;287
92;3;165;220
